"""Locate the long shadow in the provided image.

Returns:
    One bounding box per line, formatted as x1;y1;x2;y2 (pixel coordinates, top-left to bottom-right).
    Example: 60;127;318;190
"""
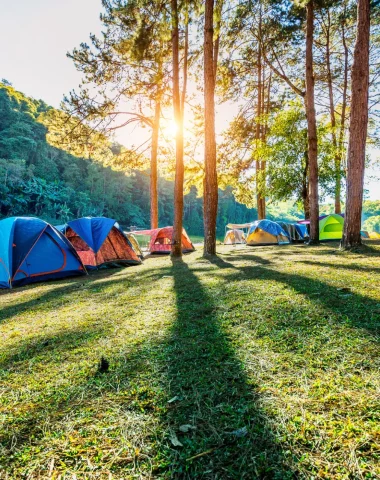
213;260;380;340
0;263;174;474
161;258;297;479
298;259;380;274
218;253;272;266
1;251;379;477
0;265;162;326
265;242;380;259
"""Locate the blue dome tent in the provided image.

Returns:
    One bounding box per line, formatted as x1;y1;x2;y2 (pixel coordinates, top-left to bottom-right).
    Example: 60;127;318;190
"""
0;217;86;289
246;220;290;246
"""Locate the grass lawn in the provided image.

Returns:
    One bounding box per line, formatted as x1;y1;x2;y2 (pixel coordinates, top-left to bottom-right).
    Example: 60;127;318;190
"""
0;242;379;479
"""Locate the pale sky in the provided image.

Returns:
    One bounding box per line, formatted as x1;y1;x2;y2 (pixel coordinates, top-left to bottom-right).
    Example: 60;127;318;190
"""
0;0;103;107
0;0;379;200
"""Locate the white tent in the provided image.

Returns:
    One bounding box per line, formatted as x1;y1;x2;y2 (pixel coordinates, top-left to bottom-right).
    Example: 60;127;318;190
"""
224;229;246;245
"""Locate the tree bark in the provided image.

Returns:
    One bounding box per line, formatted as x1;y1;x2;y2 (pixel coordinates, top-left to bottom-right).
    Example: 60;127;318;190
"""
305;0;319;243
260;69;271;220
203;0;218;256
302;150;310;219
256;35;264;220
150;99;160;229
171;0;184;257
342;0;370;249
213;0;223;80
181;2;189;113
325;10;341;214
338;14;349;178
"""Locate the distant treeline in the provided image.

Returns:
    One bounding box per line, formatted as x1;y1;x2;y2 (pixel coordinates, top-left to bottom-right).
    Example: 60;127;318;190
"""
0;82;260;237
1;82;379;237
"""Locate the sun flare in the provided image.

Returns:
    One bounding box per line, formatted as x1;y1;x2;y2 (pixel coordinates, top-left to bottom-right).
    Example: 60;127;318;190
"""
163;119;179;138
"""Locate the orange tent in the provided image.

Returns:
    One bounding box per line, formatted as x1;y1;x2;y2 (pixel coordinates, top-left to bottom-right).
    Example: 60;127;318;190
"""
134;226;195;254
61;217;141;268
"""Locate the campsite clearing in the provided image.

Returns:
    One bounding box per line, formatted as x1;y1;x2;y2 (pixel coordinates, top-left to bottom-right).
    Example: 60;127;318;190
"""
0;243;379;479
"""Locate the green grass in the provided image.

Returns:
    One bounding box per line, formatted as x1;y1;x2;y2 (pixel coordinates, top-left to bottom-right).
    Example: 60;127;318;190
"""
0;242;379;479
185;235;224;244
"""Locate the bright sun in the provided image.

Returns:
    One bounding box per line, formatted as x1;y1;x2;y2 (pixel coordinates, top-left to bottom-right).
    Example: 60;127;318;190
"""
163;119;179;138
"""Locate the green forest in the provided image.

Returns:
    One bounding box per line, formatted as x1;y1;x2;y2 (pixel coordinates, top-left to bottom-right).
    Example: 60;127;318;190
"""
1;81;380;237
0;81;258;237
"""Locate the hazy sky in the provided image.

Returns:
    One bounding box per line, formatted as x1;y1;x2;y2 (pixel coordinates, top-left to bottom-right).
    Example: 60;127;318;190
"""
1;0;378;200
0;0;103;107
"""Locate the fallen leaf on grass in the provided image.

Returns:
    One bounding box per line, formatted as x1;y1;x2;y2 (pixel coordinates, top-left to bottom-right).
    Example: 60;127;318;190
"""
179;424;196;433
228;426;248;437
168;396;180;404
170;432;183;447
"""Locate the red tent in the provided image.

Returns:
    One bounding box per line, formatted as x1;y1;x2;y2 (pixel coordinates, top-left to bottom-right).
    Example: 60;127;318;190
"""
134;226;195;254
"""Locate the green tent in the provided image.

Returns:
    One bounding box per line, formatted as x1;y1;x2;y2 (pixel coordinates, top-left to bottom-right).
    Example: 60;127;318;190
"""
319;214;344;241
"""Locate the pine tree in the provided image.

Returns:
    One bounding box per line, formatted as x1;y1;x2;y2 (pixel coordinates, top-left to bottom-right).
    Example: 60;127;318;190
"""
342;0;370;248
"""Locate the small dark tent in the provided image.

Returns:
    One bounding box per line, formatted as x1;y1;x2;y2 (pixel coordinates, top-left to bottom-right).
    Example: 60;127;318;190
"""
295;223;309;242
0;217;86;289
60;217;142;268
278;222;308;243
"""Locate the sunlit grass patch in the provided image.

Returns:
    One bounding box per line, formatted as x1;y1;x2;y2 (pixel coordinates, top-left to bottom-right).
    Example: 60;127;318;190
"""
0;242;379;478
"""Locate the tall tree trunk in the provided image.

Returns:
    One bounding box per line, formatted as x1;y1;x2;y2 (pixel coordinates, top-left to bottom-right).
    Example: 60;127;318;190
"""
181;1;189;113
338;15;349;178
150;99;160;229
256;37;264;220
325;10;341;214
305;0;319;243
342;0;370;249
171;0;184;257
203;0;218;256
260;69;271;220
302;150;310;219
213;0;223;79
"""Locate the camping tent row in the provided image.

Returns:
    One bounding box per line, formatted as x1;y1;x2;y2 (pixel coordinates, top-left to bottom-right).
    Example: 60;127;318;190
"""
224;214;378;245
224;220;308;246
0;216;142;289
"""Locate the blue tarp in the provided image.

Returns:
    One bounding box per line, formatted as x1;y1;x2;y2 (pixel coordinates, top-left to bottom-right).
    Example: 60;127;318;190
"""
0;217;86;289
248;219;288;238
64;217;116;253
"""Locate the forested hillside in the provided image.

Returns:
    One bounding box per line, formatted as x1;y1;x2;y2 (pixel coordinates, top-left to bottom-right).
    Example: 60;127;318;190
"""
0;82;258;236
1;82;379;237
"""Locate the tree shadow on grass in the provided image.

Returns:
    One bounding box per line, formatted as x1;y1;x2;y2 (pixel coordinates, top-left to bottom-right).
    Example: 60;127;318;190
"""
0;265;154;326
210;257;379;340
161;258;296;479
298;259;380;274
217;253;272;266
0;264;174;476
